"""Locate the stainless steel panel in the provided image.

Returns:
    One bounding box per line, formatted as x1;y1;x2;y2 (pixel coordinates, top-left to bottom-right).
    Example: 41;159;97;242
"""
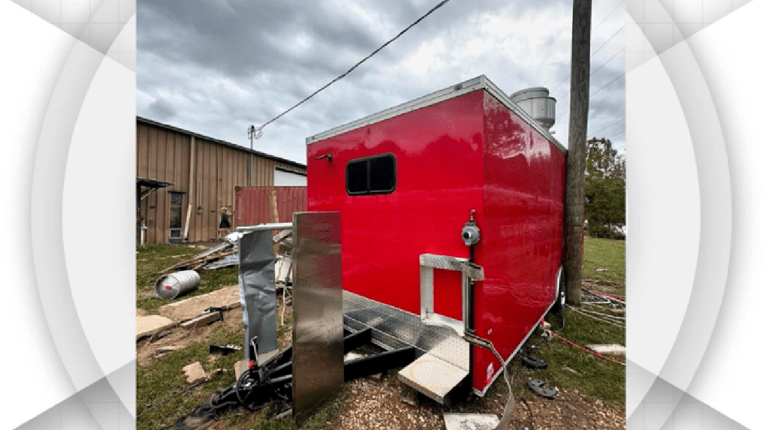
292;211;343;426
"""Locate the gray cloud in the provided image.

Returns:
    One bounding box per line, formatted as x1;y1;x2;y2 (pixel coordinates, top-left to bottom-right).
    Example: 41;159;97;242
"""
137;0;625;162
144;98;177;122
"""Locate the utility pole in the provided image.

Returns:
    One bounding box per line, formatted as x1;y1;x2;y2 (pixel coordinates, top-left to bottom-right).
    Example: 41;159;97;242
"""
564;0;592;306
247;125;263;186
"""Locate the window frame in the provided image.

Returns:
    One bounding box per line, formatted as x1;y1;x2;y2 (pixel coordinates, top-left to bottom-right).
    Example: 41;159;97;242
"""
345;153;397;196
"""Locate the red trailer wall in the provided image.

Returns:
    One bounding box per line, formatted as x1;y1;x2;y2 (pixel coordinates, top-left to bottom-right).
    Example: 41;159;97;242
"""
470;92;566;391
235;186;307;227
307;88;565;394
307;91;486;316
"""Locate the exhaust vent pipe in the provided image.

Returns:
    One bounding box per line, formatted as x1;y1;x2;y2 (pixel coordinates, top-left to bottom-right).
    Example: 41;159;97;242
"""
510;87;556;131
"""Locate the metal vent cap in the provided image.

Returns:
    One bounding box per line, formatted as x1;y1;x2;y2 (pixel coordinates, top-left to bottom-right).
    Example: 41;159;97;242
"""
510;87;556;131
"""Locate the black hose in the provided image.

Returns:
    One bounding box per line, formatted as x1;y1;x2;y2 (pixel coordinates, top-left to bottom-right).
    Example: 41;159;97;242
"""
235;368;256;411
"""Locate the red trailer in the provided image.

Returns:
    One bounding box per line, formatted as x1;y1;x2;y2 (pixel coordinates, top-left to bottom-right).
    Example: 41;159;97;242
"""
306;75;566;400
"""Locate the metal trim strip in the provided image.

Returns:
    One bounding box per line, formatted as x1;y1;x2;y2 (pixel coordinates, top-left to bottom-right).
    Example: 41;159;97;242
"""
305;75;566;154
472;297;557;397
306;76;486;144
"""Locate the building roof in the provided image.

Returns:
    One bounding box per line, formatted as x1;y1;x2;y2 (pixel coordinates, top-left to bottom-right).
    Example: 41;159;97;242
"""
137;116;306;170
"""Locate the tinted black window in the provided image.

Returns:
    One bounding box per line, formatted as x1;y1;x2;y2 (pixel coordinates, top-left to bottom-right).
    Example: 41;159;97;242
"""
346;159;368;194
345;154;396;195
369;156;395;192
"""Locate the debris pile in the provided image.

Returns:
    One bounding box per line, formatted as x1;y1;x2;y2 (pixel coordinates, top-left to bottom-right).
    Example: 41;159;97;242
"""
161;233;243;273
159;229;295;275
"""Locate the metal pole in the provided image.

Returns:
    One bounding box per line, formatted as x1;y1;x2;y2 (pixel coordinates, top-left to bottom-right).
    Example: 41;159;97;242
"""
247;125;263;187
236;222;293;232
249;131;254;187
564;0;592;307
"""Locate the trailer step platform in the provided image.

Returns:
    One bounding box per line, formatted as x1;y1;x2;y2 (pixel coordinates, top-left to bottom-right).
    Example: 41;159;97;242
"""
398;350;468;404
343;291;470;404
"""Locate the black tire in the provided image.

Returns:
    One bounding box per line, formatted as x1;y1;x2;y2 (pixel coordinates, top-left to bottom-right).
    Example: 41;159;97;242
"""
522;355;548;370
551;267;566;314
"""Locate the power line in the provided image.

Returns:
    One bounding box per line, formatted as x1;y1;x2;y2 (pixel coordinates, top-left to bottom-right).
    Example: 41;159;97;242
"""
554;46;624;100
550;28;625;100
591;48;624;77
590;24;625;59
553;71;625;123
590;72;625;97
588;118;624;136
547;1;624;90
254;0;451;131
592;0;624;35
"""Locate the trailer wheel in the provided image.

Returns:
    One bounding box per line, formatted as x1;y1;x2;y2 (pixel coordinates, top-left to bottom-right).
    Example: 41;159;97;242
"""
552;266;566;314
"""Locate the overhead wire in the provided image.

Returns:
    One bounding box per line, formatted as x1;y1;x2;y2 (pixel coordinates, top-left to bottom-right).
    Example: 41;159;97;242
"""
549;22;626;99
589;24;626;59
552;45;624;104
590;72;625;97
254;0;451;131
589;117;625;137
547;0;626;93
592;0;625;35
590;47;624;77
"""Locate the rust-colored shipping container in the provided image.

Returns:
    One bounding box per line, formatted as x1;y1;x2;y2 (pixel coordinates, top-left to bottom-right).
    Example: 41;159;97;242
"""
235;186;307;227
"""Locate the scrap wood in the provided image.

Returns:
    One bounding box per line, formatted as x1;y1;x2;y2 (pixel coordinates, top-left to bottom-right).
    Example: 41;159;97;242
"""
182;362;208;384
551;332;625;366
164;248;238;273
209;344;242;356
272;229;292;243
585;343;626;357
180;311;224;330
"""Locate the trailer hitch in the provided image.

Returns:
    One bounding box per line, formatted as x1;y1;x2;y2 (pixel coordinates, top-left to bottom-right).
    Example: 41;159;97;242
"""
161;328;415;430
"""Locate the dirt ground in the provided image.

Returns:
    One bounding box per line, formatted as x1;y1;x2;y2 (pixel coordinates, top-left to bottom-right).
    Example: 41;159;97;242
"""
139;280;623;430
137;286;293;367
323;370;624;430
136;307;242;366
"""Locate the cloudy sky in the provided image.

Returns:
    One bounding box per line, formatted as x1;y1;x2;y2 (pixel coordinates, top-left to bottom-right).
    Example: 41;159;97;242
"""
137;0;625;165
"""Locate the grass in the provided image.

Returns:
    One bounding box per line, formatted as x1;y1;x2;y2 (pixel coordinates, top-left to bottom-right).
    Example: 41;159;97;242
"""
511;235;626;407
220;389;347;430
137;236;625;428
582;236;625;296
136;244;239;314
520;310;625;406
136;325;245;430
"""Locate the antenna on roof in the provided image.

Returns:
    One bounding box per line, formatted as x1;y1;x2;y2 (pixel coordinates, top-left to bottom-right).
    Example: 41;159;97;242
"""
247;125;263;186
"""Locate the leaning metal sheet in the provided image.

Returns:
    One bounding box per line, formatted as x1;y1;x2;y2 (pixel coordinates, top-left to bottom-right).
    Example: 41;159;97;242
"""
238;230;277;361
343;291;470;371
292;212;343;426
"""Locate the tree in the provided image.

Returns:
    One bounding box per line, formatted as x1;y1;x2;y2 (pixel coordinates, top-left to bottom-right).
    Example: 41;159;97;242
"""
584;138;625;239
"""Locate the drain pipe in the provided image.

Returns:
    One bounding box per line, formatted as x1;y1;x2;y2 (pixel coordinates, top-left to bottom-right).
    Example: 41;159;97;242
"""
461;209;480;334
460;209;514;430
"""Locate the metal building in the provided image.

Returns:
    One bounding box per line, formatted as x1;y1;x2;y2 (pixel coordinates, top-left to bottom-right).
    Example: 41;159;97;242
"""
136;117;306;244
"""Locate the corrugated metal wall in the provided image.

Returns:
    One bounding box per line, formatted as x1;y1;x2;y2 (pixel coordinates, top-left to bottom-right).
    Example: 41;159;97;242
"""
136;118;306;243
235;186;307;226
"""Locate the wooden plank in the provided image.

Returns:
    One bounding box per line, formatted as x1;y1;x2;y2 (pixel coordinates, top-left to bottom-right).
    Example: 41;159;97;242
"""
147;126;158;244
194;140;205;243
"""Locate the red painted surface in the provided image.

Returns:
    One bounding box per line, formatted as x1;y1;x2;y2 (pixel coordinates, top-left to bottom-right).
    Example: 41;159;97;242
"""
235;186;307;226
307;88;565;394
